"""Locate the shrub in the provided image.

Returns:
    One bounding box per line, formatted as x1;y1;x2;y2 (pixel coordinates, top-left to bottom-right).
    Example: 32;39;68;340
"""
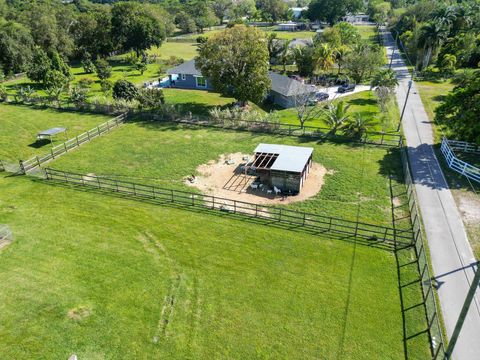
78;78;94;89
100;79;113;95
113;79;138;101
137;88;165;109
196;35;207;44
0;84;7;102
95;59;112;80
69;85;89;108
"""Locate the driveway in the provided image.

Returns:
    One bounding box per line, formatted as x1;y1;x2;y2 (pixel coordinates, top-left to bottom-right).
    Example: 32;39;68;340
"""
316;85;371;101
382;27;480;360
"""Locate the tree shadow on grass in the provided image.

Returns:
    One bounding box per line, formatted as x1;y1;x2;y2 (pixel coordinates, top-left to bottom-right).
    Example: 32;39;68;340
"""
347;97;377;107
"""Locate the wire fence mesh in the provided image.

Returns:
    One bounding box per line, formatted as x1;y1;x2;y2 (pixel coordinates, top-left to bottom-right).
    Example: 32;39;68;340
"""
400;142;446;359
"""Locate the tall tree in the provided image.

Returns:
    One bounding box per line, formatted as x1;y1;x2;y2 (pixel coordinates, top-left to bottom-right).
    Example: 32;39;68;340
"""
111;2;166;56
435;73;480;144
313;43;337;72
256;0;288;23
307;0;363;25
196;25;271;105
418;20;449;70
0;20;34;74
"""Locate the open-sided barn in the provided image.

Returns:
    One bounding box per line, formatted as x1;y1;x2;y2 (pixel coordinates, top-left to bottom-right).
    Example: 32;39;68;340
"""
250;143;313;194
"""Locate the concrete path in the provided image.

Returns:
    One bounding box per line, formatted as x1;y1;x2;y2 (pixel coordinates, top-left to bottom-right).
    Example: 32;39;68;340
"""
381;28;480;360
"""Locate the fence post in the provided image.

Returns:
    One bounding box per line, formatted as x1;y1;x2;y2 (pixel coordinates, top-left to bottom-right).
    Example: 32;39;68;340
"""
171;189;174;202
36;156;41;167
63;142;67;152
303;212;306;226
212;196;215;209
152;186;155;198
97;126;101;135
255;204;258;217
192;194;195;206
328;217;332;231
76;136;80;147
233;201;236;213
97;176;101;189
87;131;91;141
278;208;282;221
51;148;55;159
115;180;119;192
133;183;136;195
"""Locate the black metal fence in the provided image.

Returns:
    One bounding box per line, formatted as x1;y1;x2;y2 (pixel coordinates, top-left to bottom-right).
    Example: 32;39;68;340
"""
44;167;414;247
399;142;446;359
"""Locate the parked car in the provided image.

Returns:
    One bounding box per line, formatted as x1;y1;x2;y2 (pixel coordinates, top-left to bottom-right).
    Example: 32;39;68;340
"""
337;83;356;93
316;92;329;101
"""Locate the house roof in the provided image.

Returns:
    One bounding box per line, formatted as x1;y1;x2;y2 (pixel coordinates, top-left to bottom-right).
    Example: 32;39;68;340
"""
254;143;313;173
166;59;316;97
268;72;316;97
166;59;202;76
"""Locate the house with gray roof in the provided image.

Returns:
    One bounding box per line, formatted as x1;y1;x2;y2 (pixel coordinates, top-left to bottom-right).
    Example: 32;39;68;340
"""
166;59;316;109
166;60;213;90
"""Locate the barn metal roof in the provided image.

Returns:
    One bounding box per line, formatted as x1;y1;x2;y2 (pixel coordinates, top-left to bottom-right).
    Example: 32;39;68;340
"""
254;143;313;173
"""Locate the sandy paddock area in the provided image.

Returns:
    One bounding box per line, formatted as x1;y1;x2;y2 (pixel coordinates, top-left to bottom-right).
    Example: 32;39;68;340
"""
186;153;329;205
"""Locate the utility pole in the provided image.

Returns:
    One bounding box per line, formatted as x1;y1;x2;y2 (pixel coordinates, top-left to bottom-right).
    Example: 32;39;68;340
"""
445;265;480;359
397;79;413;132
389;32;398;69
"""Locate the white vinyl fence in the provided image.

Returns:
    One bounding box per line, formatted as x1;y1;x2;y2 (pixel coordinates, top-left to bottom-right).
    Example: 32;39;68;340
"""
440;138;480;183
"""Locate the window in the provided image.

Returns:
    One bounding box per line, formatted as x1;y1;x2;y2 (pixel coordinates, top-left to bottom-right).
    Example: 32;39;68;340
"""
180;73;186;80
196;76;206;88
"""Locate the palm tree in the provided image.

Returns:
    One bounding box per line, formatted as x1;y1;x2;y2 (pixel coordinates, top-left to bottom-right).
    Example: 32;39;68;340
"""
342;114;377;139
418;21;449;70
324;101;350;135
335;44;351;75
278;40;291;74
370;69;399;91
313;43;337;73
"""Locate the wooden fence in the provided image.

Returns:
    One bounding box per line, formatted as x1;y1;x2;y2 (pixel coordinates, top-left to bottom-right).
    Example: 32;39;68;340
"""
136;112;404;147
20;114;127;174
440;138;480;183
400;141;446;359
44;168;414;247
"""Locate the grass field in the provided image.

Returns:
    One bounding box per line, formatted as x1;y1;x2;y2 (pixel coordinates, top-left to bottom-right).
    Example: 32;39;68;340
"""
50;120;400;227
0;101;431;358
416;80;454;140
0;104;111;161
148;42;199;60
0;171;423;359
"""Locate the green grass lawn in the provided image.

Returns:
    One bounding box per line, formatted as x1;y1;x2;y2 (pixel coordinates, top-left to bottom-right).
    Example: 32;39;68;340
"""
50;121;401;227
0;170;429;359
274;90;399;132
415;80;454;141
0;104;112;162
163;88;236;115
148;42;199;61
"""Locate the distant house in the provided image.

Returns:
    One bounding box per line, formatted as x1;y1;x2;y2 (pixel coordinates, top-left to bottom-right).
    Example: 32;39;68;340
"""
290;7;308;20
166;60;213;90
166;59;317;109
341;13;370;24
277;22;306;31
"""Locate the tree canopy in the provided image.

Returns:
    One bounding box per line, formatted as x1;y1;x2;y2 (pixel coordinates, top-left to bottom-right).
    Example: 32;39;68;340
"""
435;72;480;144
196;25;271;105
307;0;363;25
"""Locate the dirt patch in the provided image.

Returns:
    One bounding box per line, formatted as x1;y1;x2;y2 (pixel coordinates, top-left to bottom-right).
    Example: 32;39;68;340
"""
186;153;329;205
68;305;92;321
458;195;480;224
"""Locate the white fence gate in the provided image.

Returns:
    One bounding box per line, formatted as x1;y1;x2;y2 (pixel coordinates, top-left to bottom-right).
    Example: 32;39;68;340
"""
440;138;480;183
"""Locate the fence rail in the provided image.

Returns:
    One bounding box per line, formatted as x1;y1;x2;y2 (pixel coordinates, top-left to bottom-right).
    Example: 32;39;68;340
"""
137;112;404;147
440;138;480;183
400;141;446;359
20;114;127;174
44;168;414;246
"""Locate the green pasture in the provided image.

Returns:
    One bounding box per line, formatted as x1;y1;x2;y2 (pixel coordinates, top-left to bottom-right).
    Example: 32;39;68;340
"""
0;104;111;161
148;42;199;60
0;171;425;359
51;121;400;227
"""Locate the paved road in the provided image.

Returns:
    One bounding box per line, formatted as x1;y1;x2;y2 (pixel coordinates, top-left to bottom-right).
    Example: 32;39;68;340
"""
382;28;480;360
